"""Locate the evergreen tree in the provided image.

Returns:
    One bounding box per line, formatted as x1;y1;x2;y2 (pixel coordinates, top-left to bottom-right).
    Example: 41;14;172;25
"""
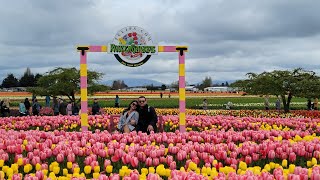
19;67;35;87
2;74;19;88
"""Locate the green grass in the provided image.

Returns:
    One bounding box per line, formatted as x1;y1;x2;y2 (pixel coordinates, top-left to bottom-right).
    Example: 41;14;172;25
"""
9;96;309;110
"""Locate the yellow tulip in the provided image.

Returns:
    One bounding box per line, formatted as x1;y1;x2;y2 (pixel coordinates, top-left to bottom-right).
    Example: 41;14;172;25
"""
239;161;247;171
165;169;171;177
36;163;42;171
11;164;18;173
269;162;275;169
264;164;271;172
282;160;288;168
73;173;80;178
74;167;80;174
84;165;92;174
23;139;28;145
308;168;312;178
63;168;68;176
94;166;100;173
125;169;131;176
24;165;31;173
6;168;13;177
307;161;312;167
289;164;295;173
189;162;197;171
67;162;72;169
17;158;23;166
53;166;60;174
141;168;148;174
149;167;155;174
106;165;113;173
119;169;125;177
312;158;317;165
93;172;99;179
210;168;218;177
49;172;56;177
140;173;147;180
156;165;166;176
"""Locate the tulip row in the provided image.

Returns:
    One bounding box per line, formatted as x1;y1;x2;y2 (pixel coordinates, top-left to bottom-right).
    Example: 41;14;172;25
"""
1;114;320;134
104;107;320;118
25;107;320;118
0;129;320;179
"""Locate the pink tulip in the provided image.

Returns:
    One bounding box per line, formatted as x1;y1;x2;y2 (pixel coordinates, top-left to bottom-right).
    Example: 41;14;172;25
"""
99;174;108;180
109;174;120;180
245;156;252;165
146;157;153;166
67;153;75;163
35;171;44;179
268;150;275;159
56;153;64;163
289;152;296;162
153;158;160;166
130;157;139;168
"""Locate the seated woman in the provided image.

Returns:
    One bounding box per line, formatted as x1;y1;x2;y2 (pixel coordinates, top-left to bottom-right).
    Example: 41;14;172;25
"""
117;100;139;133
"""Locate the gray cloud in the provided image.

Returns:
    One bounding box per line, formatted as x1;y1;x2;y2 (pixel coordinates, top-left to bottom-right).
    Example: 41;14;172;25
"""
1;0;320;85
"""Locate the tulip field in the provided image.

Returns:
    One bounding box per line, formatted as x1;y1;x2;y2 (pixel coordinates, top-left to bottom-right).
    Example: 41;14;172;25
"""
1;107;320;179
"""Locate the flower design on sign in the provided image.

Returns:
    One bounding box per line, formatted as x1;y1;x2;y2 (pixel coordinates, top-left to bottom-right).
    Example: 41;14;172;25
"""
108;26;158;67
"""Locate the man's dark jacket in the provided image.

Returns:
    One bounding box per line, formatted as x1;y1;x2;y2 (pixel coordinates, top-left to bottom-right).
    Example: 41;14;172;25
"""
136;104;157;133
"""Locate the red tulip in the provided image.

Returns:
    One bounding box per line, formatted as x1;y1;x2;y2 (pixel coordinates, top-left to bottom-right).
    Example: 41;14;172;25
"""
111;155;120;163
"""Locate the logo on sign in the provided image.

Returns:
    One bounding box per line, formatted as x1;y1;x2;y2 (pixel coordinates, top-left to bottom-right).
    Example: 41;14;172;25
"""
108;26;158;67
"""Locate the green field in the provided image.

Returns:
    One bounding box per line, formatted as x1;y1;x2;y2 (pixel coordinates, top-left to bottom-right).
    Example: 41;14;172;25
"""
11;96;309;110
94;97;308;110
10;96;307;109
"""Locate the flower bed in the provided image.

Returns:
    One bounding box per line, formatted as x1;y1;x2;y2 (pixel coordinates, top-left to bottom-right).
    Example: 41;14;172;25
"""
1;115;320;133
1;111;320;179
0;129;320;179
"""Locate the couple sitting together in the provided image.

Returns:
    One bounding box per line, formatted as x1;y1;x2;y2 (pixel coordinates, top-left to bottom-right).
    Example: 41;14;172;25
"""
117;96;157;133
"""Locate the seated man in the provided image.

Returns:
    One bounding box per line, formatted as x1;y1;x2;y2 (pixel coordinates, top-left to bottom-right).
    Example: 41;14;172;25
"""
136;96;158;133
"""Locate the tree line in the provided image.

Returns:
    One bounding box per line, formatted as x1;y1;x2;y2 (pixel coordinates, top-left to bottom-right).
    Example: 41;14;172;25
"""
1;68;42;88
230;68;320;112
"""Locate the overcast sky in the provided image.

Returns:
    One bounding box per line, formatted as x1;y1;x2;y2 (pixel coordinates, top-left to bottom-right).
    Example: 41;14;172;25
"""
1;0;320;85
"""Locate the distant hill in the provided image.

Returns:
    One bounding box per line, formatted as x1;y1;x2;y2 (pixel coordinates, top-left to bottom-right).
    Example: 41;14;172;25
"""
102;78;165;87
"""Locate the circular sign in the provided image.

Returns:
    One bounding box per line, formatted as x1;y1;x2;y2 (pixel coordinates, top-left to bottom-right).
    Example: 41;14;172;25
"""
109;26;158;67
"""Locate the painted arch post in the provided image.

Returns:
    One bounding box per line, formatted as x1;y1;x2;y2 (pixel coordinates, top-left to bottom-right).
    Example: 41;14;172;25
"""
76;45;188;132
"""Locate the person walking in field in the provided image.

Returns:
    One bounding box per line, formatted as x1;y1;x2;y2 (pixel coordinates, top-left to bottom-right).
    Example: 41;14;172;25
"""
19;100;27;116
202;99;208;110
32;99;41;116
115;95;120;108
275;96;281;111
91;98;100;115
314;97;318;110
264;95;270;110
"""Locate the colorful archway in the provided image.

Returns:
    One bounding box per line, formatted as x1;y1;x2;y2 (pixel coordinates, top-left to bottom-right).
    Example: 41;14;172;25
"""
77;27;188;132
